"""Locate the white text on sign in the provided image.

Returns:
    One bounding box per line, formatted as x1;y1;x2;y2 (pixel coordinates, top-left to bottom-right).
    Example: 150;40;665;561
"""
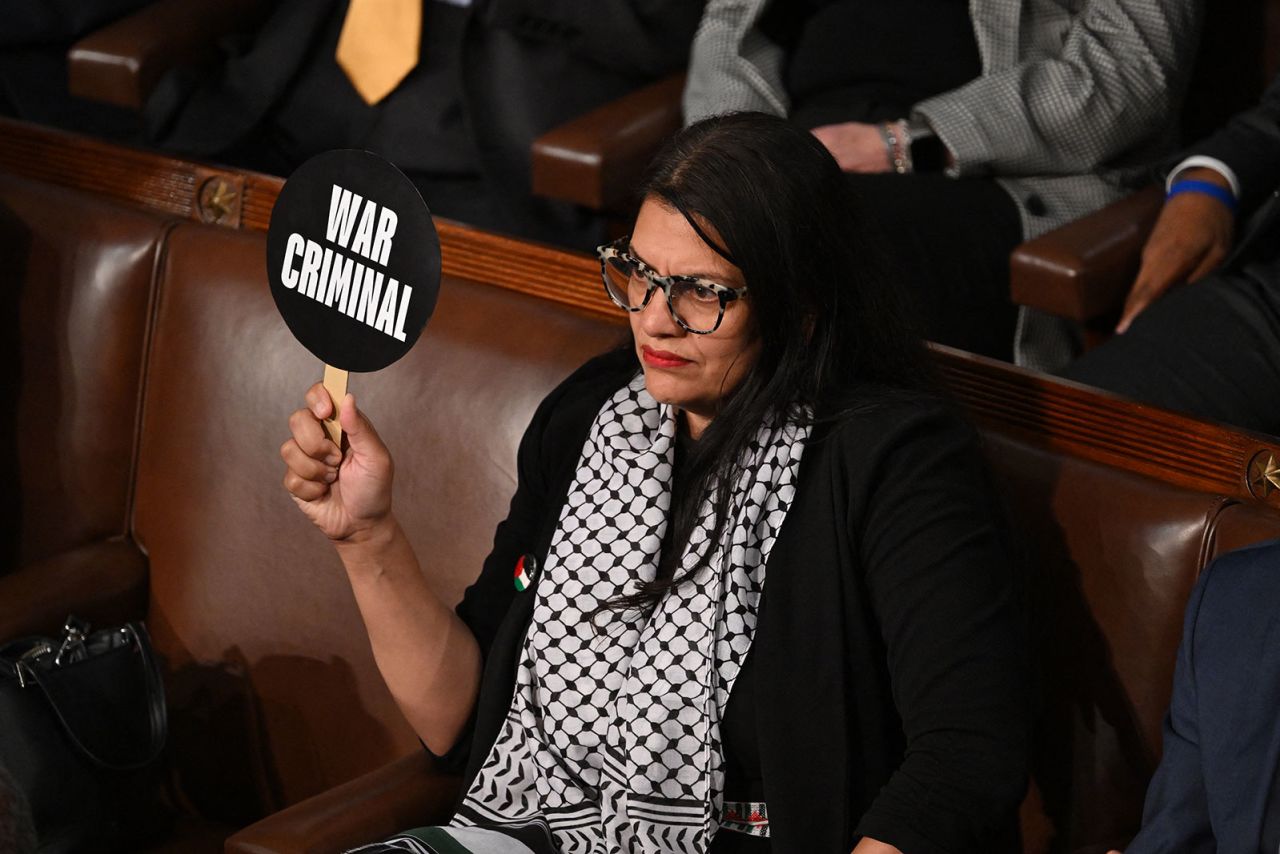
279;184;414;342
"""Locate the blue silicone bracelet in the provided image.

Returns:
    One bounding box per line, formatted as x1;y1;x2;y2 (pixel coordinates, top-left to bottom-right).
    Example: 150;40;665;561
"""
1167;179;1238;213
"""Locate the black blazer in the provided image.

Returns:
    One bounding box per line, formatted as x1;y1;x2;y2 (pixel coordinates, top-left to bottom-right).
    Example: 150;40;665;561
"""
1126;538;1280;853
440;350;1030;854
459;0;703;247
141;0;702;246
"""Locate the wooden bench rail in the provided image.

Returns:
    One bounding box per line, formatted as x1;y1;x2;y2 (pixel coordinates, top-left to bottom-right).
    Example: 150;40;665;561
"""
3;117;1279;510
0;119;612;321
932;344;1280;504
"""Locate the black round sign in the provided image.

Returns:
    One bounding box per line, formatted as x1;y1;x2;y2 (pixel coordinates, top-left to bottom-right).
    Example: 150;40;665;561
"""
267;150;440;372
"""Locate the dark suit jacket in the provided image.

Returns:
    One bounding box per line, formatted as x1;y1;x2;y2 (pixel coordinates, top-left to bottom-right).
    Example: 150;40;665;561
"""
1179;70;1280;266
143;0;702;248
1126;538;1280;853
0;0;150;46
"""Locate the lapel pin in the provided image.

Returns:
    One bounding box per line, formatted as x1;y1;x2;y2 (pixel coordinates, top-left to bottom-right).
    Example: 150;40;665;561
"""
514;553;538;592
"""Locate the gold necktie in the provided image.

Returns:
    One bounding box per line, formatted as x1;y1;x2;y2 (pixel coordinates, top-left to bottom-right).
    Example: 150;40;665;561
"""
335;0;422;106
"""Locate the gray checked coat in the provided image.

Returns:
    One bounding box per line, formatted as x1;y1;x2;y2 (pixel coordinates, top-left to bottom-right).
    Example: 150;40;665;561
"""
683;0;1204;366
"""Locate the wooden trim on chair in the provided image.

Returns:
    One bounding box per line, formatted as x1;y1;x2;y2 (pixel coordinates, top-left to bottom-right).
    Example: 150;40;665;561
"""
4;119;1280;511
0;120;199;219
0;118;616;321
932;343;1280;507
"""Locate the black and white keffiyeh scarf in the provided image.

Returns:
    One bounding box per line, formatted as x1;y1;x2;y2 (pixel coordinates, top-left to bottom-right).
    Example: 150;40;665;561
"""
453;372;810;853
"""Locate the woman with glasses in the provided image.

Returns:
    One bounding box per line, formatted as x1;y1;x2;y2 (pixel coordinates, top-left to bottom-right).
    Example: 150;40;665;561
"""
281;112;1028;854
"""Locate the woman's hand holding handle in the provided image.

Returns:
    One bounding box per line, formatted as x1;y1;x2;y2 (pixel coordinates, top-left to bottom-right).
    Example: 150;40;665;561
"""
1116;167;1235;333
279;383;482;753
281;383;394;543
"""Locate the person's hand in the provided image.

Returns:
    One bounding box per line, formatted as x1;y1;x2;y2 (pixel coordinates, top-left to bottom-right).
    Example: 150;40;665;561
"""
281;384;394;542
1116;168;1235;333
811;122;892;173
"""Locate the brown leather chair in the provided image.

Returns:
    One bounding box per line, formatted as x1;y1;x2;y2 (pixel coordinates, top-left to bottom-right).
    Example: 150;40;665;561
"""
7;120;1280;853
131;220;623;831
0;119;623;851
0;174;164;637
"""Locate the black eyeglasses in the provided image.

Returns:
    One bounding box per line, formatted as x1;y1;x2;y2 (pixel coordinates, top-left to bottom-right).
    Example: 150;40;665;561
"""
596;237;748;334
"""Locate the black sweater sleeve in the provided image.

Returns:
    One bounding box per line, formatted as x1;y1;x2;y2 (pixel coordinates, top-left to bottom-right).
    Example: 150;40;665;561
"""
848;401;1029;853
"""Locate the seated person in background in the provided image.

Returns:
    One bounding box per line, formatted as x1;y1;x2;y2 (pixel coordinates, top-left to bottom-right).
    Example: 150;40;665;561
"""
1063;71;1280;436
281;113;1029;853
145;0;703;250
1105;538;1280;853
684;0;1201;367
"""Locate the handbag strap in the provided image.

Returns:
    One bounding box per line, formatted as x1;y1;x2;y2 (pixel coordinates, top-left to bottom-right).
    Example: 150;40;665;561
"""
25;622;168;771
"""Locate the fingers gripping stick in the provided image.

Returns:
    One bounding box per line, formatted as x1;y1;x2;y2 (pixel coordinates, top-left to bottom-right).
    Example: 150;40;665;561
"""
323;364;349;445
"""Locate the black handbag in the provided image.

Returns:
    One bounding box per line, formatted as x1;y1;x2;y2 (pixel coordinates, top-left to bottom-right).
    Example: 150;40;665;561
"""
0;617;170;853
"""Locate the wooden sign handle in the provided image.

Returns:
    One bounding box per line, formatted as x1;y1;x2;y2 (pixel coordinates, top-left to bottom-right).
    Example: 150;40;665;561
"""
323;364;348;446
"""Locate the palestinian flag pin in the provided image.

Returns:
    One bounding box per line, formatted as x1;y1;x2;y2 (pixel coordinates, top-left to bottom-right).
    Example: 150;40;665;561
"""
513;554;537;592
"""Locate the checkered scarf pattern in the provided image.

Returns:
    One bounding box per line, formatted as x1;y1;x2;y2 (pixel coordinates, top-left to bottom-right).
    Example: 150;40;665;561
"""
454;373;809;852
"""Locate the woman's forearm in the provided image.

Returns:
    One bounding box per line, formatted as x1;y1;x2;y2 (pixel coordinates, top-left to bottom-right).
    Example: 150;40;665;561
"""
335;514;483;755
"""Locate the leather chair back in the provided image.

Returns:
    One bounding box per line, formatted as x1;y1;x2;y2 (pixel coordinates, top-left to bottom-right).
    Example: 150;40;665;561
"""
129;221;622;822
0;174;167;571
980;432;1280;852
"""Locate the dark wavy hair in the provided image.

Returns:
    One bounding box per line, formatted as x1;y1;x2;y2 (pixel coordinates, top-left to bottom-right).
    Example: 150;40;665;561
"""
604;111;932;618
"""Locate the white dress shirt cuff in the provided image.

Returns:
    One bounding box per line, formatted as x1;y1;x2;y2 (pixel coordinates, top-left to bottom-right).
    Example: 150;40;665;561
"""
1166;155;1241;199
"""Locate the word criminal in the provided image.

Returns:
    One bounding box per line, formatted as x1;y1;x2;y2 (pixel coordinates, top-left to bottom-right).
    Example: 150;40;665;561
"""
279;184;414;342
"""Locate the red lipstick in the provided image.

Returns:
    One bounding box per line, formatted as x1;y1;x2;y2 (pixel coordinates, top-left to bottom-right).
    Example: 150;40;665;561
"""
641;346;693;368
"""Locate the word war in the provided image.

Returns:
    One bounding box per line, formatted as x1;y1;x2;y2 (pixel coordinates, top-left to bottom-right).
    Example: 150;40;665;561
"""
267;147;440;376
279;185;413;342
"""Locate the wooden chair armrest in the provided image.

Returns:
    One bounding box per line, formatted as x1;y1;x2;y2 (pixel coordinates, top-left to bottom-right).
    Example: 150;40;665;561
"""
531;73;685;213
224;751;461;854
67;0;270;110
1010;185;1165;322
0;538;148;640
